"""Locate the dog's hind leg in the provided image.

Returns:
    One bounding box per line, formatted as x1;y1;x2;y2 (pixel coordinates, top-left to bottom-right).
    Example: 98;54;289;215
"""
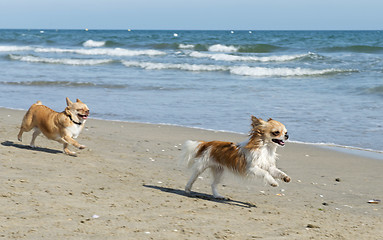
17;128;24;142
185;163;207;195
211;166;226;199
30;128;41;148
17;113;34;142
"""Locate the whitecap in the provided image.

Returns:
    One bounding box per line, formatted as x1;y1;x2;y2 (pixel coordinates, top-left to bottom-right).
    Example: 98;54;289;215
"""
190;51;310;62
208;44;238;52
34;47;166;57
121;60;357;77
0;46;33;52
179;44;194;49
9;55;113;65
122;61;227;72
75;48;166;57
83;40;106;47
230;66;355;77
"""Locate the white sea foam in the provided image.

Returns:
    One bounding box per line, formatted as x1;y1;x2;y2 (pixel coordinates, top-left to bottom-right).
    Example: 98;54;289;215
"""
208;44;238;52
122;60;354;77
34;47;68;53
74;48;166;57
34;47;166;57
0;45;163;57
83;40;106;47
179;44;194;49
230;66;354;77
122;60;226;71
190;51;309;62
10;55;113;65
0;46;33;51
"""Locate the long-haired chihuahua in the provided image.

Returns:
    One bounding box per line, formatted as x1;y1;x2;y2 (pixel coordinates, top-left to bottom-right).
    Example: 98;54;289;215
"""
181;116;290;199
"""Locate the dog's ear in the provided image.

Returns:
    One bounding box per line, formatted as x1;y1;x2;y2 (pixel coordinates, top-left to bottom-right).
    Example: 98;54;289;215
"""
66;97;73;106
64;106;72;116
251;116;265;128
76;99;83;103
267;118;273;122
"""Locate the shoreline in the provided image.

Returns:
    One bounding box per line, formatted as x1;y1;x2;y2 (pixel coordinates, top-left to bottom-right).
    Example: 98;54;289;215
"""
1;107;382;239
3;106;383;160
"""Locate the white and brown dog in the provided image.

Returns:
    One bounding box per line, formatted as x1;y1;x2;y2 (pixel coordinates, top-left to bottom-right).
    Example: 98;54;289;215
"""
17;97;89;156
181;116;290;199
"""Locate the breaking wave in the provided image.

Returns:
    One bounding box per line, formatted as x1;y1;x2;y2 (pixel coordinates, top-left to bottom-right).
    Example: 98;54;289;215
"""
189;52;317;62
0;45;166;57
150;43;282;53
0;46;33;51
121;60;356;77
194;44;281;53
208;44;238;52
229;66;356;77
122;60;225;71
9;55;114;65
34;47;166;57
179;44;194;49
83;40;106;47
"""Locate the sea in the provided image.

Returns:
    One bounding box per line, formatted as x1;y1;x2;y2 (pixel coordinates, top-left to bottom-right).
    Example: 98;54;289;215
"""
1;29;383;155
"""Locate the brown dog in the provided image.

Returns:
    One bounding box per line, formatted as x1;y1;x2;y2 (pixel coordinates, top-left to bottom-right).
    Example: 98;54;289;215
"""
17;97;89;156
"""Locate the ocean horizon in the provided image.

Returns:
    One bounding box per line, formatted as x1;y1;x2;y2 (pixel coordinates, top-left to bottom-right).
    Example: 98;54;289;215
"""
1;29;383;153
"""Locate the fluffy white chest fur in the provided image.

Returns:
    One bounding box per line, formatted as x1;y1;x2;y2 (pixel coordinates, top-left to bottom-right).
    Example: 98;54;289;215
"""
66;122;85;138
247;144;277;170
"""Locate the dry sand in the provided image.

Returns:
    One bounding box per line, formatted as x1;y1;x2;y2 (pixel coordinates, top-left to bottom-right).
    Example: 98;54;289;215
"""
0;107;382;239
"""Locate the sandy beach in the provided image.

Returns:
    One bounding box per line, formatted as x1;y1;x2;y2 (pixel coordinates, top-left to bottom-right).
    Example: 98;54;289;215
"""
0;107;382;239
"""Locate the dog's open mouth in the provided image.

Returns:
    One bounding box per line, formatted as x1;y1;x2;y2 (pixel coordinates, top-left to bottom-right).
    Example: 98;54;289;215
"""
272;139;285;146
78;113;88;120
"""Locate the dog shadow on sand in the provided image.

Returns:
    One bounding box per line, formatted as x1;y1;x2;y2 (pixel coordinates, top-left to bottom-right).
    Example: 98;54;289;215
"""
1;141;62;155
144;184;257;208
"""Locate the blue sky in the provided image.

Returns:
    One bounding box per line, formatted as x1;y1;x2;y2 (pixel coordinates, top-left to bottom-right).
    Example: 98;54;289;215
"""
1;0;382;30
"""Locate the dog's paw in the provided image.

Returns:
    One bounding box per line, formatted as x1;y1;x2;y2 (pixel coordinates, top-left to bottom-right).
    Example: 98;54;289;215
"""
64;149;77;157
270;182;279;187
78;145;86;149
283;176;291;183
213;194;229;200
185;185;194;195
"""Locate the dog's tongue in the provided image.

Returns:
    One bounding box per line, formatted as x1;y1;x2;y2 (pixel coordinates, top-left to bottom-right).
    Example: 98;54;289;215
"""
273;139;285;146
79;114;88;119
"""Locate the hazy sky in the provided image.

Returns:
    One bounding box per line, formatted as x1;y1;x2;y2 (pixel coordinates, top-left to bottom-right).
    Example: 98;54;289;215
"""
1;0;382;30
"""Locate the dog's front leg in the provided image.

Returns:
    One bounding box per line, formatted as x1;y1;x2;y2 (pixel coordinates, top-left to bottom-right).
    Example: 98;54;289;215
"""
269;167;291;183
62;142;77;156
60;136;86;156
62;135;86;149
248;166;279;187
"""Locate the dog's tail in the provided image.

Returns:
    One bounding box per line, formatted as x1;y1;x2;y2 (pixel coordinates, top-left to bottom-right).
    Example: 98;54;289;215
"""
179;140;201;168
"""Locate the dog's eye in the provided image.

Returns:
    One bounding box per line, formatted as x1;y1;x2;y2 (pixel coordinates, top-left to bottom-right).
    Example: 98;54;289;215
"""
272;131;280;136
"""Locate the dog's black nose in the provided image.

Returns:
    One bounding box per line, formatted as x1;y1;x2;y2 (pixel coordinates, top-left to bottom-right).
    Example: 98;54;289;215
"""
285;134;289;140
